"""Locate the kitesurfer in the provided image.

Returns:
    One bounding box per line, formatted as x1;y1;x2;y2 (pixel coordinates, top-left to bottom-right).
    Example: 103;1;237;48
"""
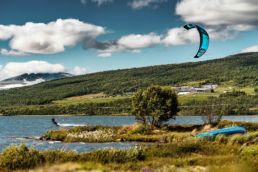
51;118;59;126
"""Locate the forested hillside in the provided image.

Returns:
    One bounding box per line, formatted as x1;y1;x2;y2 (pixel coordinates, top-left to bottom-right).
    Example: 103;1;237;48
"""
0;52;257;107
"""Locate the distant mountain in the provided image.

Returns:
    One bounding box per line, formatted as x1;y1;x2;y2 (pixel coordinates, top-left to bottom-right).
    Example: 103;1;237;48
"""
0;72;73;90
2;72;73;82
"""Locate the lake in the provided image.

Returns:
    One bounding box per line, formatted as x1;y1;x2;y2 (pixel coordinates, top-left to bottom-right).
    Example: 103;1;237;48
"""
1;115;258;152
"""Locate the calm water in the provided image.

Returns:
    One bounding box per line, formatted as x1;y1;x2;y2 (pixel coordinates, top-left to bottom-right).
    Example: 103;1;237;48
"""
1;115;258;152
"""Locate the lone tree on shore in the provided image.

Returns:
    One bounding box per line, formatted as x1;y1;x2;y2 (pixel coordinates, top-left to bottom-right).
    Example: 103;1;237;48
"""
132;86;179;127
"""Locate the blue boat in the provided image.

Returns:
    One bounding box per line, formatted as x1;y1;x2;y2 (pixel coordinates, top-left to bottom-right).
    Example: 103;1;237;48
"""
196;126;246;137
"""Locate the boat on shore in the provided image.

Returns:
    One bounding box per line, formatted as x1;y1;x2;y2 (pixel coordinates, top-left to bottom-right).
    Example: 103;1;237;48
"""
196;126;246;137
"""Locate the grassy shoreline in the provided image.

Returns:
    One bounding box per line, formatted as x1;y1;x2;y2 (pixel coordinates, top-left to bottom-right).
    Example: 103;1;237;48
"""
41;125;194;143
41;120;258;144
0;121;258;172
0;140;256;171
1;121;258;171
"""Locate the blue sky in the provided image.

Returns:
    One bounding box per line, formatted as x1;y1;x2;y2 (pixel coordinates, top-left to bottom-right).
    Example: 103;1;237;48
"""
0;0;258;79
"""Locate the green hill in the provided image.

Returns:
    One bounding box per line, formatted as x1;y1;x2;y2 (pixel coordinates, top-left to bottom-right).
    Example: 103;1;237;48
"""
0;52;257;108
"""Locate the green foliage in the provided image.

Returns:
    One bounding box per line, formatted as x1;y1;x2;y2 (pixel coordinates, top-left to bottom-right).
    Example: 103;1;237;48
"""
132;86;179;127
42;124;194;143
241;144;258;156
41;150;78;163
2;134;258;171
42;120;258;144
43;130;68;141
198;102;224;125
0;53;257;116
0;53;257;108
0;97;131;115
214;134;228;144
218;120;258;131
127;124;153;134
228;132;258;145
213;131;258;145
0;145;43;170
144;141;237;158
220;90;246;97
255;87;258;94
81;148;145;164
180;94;258;116
65;129;115;143
0;145;144;171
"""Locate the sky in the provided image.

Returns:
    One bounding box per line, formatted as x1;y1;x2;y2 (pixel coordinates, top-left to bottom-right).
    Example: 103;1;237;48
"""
0;0;258;80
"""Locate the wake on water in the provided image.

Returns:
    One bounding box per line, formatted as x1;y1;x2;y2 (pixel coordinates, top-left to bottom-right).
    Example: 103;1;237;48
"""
56;123;87;127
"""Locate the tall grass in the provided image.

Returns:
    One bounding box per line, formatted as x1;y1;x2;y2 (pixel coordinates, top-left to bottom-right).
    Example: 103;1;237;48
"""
42;124;196;143
0;145;44;170
0;145;145;171
218;120;258;131
214;132;258;145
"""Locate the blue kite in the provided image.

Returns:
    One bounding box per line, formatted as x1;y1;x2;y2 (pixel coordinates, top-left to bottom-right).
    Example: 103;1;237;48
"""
184;24;209;58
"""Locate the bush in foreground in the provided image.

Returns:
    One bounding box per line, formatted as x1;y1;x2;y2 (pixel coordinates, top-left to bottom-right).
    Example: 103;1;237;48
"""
0;145;145;171
0;145;43;170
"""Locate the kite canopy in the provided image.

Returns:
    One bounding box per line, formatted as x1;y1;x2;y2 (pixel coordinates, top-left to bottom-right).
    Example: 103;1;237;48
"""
184;24;209;58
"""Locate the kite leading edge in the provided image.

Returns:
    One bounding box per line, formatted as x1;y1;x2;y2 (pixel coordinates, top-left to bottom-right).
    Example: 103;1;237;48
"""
184;24;209;58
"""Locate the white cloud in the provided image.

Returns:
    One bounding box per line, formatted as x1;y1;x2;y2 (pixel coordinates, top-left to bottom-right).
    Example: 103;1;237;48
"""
0;18;227;58
80;0;87;5
0;48;27;56
98;52;112;57
95;27;227;57
0;19;106;56
70;66;87;75
92;0;113;6
241;45;258;53
0;61;65;80
118;33;161;49
95;25;246;57
162;27;198;46
206;28;234;40
81;0;113;6
96;33;161;57
175;0;258;41
0;18;175;57
129;0;166;9
176;0;258;30
0;79;46;90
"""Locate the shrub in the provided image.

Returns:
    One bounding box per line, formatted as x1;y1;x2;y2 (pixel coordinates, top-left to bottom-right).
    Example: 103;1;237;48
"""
220;90;246;97
65;129;115;142
228;132;258;145
69;126;118;133
132;86;179;127
128;124;153;134
218;120;258;131
41;150;78;163
81;147;145;163
43;129;67;141
120;134;161;142
214;134;228;144
241;145;258;156
0;145;44;170
144;141;204;158
160;132;192;143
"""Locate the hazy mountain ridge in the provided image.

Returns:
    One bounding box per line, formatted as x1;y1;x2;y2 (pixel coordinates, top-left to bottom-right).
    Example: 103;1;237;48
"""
0;72;73;90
